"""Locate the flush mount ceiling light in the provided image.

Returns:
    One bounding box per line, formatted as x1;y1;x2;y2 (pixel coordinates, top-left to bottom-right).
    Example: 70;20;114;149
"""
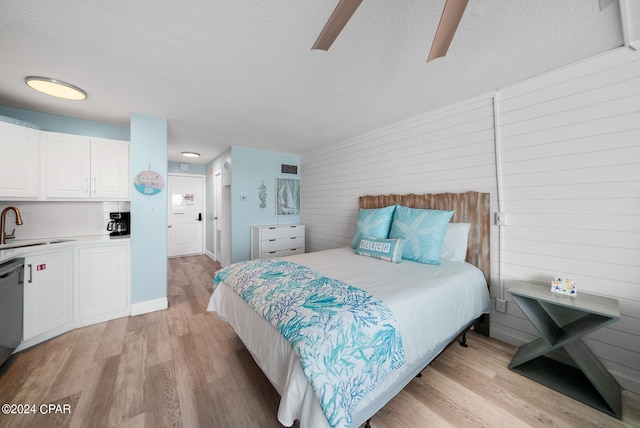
181;152;200;158
25;76;87;100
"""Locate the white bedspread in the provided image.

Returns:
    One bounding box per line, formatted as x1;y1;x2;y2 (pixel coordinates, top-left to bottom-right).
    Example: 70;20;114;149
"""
207;247;490;428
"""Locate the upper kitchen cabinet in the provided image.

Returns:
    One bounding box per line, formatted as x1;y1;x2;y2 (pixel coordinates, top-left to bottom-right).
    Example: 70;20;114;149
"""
90;138;129;199
0;121;42;199
46;133;130;200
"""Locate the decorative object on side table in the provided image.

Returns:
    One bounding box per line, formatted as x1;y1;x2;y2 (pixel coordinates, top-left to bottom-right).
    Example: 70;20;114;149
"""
551;276;577;296
508;281;621;419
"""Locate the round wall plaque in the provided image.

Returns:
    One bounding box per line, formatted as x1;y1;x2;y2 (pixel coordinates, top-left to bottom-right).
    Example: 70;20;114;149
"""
134;170;165;195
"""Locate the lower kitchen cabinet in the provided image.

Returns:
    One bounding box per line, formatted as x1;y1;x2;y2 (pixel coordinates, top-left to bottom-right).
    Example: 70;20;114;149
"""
77;242;130;326
23;249;74;342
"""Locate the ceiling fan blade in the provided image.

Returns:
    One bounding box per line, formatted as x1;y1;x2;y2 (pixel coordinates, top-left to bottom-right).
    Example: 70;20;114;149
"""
427;0;469;62
312;0;363;51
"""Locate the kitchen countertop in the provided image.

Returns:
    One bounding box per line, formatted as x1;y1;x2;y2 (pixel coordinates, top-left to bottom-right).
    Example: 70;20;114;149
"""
0;235;130;263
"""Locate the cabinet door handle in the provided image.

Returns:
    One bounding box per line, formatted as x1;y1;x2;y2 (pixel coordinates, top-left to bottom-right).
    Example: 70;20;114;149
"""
93;177;97;194
84;178;89;194
27;264;33;283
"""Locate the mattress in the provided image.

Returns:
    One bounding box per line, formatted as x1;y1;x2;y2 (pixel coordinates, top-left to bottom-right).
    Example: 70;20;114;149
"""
207;247;490;428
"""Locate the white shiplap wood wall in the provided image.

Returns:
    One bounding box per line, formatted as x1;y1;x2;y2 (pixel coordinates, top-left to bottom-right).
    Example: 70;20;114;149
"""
300;47;640;393
494;47;640;392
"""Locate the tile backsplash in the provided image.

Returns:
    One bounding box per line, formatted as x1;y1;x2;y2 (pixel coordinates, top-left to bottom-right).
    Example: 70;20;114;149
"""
1;201;131;240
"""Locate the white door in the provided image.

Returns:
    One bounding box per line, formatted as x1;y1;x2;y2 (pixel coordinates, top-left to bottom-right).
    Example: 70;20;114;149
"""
168;174;205;257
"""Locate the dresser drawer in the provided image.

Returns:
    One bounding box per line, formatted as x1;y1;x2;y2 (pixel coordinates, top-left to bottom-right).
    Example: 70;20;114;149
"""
285;235;303;247
261;226;282;240
262;238;285;252
281;247;304;257
261;250;283;258
282;225;303;238
262;236;303;252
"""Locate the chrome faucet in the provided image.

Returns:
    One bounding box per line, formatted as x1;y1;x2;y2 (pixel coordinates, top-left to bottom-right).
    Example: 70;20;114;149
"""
0;206;23;245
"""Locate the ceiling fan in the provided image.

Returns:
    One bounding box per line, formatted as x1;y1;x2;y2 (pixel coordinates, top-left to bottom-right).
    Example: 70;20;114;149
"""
311;0;469;62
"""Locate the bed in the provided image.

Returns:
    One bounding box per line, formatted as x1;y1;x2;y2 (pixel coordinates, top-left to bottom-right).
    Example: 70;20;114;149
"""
207;191;491;428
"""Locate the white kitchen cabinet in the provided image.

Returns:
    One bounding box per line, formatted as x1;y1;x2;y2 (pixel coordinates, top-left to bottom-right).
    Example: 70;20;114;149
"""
23;249;74;342
77;242;130;326
46;133;129;200
251;224;305;260
90;138;130;199
0;121;42;199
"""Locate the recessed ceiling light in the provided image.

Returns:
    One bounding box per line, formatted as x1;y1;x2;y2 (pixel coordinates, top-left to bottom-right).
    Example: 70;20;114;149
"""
25;76;87;101
181;152;200;158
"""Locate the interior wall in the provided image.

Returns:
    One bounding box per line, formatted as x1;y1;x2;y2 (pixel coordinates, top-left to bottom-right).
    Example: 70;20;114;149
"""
0;105;129;140
300;47;640;393
300;92;498;253
492;47;640;392
130;113;168;306
167;161;206;175
230;146;300;263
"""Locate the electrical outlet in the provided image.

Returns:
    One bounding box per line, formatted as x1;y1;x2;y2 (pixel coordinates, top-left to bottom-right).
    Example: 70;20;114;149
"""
496;298;507;313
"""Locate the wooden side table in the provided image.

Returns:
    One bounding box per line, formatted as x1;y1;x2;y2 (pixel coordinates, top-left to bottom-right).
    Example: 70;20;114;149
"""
508;281;622;419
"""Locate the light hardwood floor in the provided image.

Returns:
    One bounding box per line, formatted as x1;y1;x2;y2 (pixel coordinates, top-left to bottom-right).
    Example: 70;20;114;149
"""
1;255;638;428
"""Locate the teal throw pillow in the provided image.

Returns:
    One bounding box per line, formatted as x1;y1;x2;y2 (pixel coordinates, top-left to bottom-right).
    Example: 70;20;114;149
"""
350;205;396;249
355;236;406;263
389;206;454;265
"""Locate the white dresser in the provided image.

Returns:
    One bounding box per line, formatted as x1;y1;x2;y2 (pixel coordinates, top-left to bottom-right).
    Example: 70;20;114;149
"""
250;224;305;260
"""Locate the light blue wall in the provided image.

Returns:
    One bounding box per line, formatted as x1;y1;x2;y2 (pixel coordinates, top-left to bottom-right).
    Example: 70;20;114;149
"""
168;161;206;175
231;146;300;263
0;105;129;140
130;113;168;304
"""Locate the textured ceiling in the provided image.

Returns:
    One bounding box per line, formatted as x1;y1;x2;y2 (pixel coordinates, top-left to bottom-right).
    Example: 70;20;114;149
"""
0;0;634;164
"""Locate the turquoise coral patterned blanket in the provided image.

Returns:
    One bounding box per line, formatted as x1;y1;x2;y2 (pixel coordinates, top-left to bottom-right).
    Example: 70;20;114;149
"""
214;258;405;428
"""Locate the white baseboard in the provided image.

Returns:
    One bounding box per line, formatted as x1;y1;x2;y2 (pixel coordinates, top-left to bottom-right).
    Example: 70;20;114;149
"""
131;297;168;316
205;249;215;260
15;322;76;353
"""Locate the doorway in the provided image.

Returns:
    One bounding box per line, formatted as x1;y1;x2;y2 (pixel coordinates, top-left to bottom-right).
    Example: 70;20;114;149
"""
213;170;231;267
167;174;205;257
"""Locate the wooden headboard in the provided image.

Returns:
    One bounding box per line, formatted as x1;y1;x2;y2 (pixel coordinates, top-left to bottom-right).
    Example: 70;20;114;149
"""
359;191;491;284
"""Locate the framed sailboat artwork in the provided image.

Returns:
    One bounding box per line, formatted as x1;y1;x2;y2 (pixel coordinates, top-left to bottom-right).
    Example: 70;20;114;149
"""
276;178;300;215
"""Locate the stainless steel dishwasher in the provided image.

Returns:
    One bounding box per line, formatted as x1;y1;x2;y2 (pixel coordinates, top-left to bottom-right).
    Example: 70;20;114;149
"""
0;258;24;367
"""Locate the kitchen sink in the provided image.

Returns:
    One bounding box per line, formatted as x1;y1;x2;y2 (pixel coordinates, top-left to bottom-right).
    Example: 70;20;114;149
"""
0;239;74;251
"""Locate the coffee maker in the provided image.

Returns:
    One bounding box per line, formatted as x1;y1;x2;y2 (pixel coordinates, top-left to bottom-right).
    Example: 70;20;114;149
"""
107;212;130;237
